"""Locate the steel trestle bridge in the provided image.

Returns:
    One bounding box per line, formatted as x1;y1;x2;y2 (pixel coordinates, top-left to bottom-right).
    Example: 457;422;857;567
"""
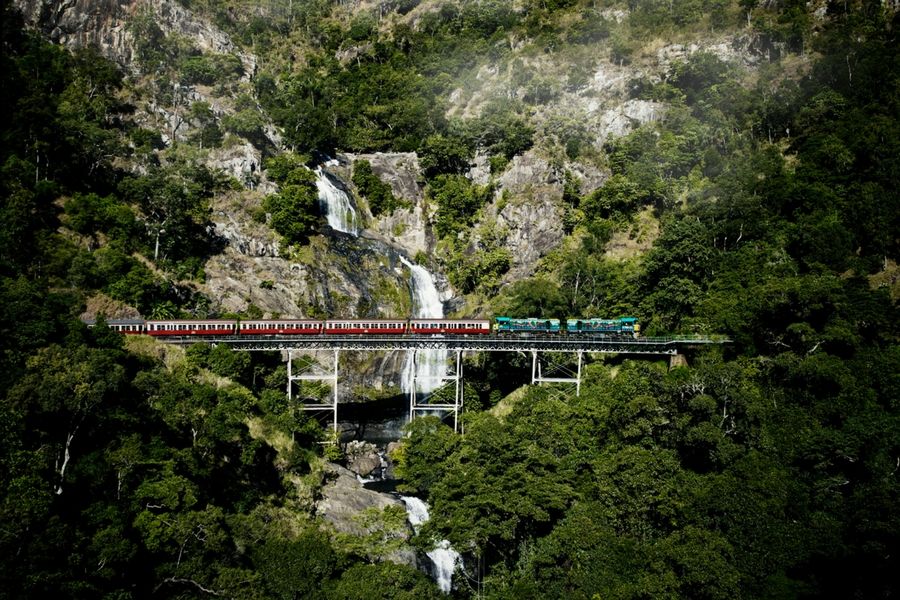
158;334;728;432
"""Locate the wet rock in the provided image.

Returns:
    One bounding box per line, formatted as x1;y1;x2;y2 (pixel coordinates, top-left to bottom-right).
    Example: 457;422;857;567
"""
384;441;403;480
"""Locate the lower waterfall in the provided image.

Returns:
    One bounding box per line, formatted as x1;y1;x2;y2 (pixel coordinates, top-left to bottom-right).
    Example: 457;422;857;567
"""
400;495;460;593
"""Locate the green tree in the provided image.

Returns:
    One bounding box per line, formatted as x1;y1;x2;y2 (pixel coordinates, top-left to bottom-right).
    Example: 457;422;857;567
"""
428;174;490;238
418;133;473;178
351;160;404;216
253;530;339;599
394;416;459;495
264;183;319;244
328;562;440;600
5;345;125;495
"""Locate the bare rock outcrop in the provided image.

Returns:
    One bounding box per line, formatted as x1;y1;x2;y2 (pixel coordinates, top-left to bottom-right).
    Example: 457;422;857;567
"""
315;463;417;567
15;0;254;76
341;152;430;258
597;99;665;140
345;440;382;478
488;151;567;281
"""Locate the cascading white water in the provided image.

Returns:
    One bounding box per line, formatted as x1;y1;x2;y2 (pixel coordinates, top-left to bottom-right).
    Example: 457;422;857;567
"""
315;167;358;235
398;256;448;398
400;496;460;593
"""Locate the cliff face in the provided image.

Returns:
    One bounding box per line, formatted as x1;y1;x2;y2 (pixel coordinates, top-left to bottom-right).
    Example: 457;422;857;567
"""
14;0;253;74
15;0;135;64
13;0;785;319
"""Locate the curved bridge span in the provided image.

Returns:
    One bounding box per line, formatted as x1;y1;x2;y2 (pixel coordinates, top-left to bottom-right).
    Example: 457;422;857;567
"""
157;334;728;432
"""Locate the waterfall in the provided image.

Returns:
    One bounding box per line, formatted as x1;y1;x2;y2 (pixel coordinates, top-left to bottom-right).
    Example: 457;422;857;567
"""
315;167;358;235
400;496;460;593
398;256;448;398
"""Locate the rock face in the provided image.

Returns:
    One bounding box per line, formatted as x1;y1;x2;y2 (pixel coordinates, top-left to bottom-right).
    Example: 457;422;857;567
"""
15;0;136;65
15;0;254;75
596;98;665;140
344;440;382;478
15;0;281;162
341;152;430;259
487;151;567;281
315;463;417;567
208;142;273;194
202;229;412;318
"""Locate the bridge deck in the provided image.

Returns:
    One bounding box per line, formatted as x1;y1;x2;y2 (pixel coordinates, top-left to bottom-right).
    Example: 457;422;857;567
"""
156;334;728;354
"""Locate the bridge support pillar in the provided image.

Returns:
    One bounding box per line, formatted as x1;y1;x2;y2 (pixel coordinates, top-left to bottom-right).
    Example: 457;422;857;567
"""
288;349;339;432
409;349;464;432
532;350;583;396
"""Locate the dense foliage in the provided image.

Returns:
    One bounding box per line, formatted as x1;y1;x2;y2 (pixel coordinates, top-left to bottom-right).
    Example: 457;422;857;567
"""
0;2;432;597
395;3;900;599
1;0;899;598
352;160;406;217
262;152;320;244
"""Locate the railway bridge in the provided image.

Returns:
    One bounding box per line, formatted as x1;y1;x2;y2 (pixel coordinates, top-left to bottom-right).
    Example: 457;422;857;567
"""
159;334;729;432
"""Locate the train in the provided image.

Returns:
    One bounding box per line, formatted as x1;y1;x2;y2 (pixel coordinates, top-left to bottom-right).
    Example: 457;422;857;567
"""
88;316;640;338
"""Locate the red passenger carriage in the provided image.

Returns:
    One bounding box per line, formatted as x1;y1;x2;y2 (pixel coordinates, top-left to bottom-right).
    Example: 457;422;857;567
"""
323;319;408;334
408;319;491;335
145;319;237;336
238;320;323;335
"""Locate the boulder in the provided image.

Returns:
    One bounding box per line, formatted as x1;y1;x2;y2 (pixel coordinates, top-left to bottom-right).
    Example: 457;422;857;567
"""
345;440;382;478
315;463;417;567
